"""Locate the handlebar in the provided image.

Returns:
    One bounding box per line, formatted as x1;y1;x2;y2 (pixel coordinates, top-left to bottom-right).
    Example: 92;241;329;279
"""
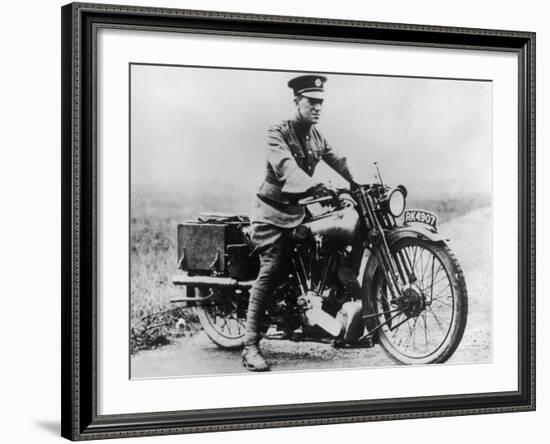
297;187;353;207
296;183;394;206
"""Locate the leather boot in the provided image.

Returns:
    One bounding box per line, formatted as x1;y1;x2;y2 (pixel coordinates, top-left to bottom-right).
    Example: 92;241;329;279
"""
241;343;270;372
242;277;271;371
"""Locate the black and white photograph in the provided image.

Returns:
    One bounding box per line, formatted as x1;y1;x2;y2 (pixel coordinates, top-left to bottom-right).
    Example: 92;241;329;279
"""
2;0;546;441
129;65;492;378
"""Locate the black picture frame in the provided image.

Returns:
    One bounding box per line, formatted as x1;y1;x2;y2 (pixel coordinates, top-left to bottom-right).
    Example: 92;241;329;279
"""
61;2;536;440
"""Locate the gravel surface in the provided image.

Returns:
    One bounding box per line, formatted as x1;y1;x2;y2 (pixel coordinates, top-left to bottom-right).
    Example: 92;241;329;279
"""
131;207;492;378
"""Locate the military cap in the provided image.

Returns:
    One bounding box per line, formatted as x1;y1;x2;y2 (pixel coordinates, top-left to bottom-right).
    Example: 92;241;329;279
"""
288;74;327;99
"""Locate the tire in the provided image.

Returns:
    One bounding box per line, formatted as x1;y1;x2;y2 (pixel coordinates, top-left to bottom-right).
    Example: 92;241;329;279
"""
194;287;247;349
369;237;468;365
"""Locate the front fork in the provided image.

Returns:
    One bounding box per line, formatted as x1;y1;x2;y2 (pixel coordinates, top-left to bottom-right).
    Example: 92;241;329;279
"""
374;245;401;302
375;239;418;302
354;187;411;301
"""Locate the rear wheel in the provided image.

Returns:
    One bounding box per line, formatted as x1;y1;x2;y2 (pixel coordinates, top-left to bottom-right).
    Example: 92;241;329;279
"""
195;287;247;349
369;238;468;365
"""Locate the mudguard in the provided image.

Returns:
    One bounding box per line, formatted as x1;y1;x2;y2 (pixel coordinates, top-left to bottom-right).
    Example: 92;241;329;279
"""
360;226;448;283
360;225;448;331
385;225;448;245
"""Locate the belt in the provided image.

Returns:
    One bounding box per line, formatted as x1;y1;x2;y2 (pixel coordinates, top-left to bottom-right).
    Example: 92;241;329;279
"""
257;180;301;208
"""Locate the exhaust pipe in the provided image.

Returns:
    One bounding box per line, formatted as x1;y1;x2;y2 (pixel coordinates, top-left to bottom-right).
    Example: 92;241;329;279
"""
304;307;344;337
299;292;344;337
299;294;364;339
172;273;255;289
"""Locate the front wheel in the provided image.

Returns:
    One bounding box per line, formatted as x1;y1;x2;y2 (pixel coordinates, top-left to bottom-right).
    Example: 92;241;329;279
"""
194;287;247;349
369;238;468;365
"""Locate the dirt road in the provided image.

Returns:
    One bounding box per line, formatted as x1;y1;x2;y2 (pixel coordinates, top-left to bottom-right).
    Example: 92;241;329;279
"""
131;207;492;378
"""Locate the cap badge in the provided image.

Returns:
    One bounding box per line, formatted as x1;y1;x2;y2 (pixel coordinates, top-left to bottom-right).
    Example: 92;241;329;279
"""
315;78;322;87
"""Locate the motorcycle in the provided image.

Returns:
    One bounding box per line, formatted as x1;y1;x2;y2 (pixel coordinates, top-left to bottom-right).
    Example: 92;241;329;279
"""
171;167;468;365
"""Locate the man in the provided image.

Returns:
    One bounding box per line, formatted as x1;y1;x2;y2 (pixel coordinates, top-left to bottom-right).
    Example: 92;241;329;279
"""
242;74;360;371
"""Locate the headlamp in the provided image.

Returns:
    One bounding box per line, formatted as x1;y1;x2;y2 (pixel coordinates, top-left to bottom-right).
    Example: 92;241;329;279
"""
386;185;407;217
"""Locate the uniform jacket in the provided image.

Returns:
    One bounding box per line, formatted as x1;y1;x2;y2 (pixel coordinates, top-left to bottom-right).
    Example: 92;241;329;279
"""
251;119;353;228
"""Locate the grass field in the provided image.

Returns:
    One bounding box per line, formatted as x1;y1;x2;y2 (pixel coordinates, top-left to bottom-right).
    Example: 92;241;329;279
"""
130;185;491;354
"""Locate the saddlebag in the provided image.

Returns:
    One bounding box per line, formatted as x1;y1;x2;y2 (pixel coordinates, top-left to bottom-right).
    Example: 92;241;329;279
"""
177;214;258;280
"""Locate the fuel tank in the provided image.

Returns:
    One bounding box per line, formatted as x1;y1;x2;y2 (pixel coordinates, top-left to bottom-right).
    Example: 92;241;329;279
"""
302;205;360;243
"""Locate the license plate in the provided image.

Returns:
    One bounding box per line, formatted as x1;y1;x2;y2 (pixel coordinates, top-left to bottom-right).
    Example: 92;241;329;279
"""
403;209;438;230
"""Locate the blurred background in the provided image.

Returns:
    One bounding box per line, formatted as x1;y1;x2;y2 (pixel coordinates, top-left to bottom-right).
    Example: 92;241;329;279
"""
131;64;492;202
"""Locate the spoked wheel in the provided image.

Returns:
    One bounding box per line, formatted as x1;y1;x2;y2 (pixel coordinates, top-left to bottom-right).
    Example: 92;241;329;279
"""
195;287;247;349
371;238;468;365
